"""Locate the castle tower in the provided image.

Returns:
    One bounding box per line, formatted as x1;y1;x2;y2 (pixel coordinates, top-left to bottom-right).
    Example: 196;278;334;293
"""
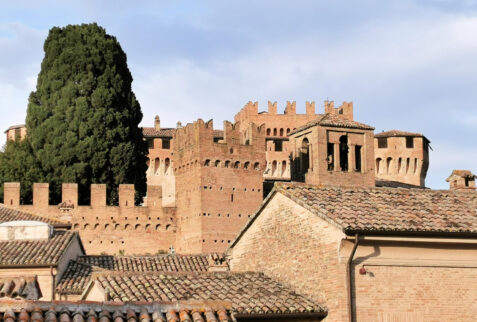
374;130;430;187
289;111;375;187
173;119;266;254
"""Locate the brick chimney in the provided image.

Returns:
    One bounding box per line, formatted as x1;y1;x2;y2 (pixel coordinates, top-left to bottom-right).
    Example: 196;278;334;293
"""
154;115;160;131
446;170;476;191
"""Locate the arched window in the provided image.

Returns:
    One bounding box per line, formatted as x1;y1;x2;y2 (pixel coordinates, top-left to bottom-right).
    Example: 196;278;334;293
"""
164;158;170;174
339;135;348;172
398;158;402;174
406;158;410;174
376;158;382;175
286;128;290;134
414;158;418;174
244;161;250;169
282;161;287;176
234;161;240;168
156;224;161;230
214;160;221;167
254;162;260;170
104;224;109;230
266;128;271;136
94;223;99;229
204;159;210;167
279;128;284;136
84;224;89;229
154;158;160;174
273;128;277;136
125;224;130;229
115;224;120;230
135;224;141;230
386;157;392;175
272;160;277;176
301;138;310;175
224;160;230;168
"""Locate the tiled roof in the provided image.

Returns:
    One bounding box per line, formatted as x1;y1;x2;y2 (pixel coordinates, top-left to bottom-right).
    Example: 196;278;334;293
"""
4;124;25;132
375;180;426;189
143;127;175;138
143;128;224;139
290;114;374;135
0;204;69;227
0;301;237;322
274;182;477;234
93;271;324;315
446;170;476;180
0;277;41;300
57;254;212;295
0;230;77;266
374;129;424;138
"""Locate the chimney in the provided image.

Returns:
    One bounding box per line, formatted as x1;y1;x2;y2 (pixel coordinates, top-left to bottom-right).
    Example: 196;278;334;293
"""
154;115;160;131
446;170;476;191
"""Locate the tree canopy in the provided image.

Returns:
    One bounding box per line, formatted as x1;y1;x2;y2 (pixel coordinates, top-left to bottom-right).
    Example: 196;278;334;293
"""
0;23;147;204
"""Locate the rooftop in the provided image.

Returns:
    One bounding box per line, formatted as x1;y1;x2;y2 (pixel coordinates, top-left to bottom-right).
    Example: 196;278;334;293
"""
274;182;477;235
57;254;213;295
446;170;476;180
0;277;41;300
289;113;374;135
0;230;78;266
91;271;324;315
4;124;25;133
0;204;69;228
0;300;237;322
143;127;225;139
375;129;430;142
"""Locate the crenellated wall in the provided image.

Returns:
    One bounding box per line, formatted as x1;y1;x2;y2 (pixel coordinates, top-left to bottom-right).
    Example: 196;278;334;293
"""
3;183;177;255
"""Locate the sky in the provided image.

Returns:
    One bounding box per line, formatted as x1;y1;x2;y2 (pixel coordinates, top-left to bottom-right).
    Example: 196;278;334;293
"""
0;0;476;189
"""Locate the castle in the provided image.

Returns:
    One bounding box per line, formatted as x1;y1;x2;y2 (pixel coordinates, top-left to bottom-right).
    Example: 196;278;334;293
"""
4;100;432;255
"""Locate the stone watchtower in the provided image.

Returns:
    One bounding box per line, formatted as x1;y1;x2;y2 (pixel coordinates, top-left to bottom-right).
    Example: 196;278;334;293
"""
173;119;266;254
289;102;376;187
374;130;430;187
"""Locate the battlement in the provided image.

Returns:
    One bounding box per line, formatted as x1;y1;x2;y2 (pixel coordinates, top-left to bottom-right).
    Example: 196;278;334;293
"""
3;183;163;209
235;101;319;119
174;118;265;150
324;100;354;120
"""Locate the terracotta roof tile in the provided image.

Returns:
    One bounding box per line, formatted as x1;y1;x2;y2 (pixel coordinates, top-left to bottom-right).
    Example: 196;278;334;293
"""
143;127;175;138
275;182;477;234
0;204;68;227
290;114;374;135
94;271;324;315
374;129;425;138
0;230;77;266
0;301;237;322
0;277;41;300
57;254;212;295
446;170;476;180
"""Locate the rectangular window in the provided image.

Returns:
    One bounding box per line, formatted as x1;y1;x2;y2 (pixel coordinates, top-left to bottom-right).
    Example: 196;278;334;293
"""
355;145;362;172
162;139;171;149
327;143;334;171
377;137;388;149
406;137;414;148
274;140;283;152
148;139;154;149
14;128;21;140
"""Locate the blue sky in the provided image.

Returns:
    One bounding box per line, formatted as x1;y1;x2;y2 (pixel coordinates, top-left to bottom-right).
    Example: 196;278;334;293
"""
0;0;476;188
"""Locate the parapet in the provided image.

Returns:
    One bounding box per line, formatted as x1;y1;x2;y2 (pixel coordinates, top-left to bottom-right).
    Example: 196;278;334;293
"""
234;101;320;122
2;183;159;208
324;100;354;120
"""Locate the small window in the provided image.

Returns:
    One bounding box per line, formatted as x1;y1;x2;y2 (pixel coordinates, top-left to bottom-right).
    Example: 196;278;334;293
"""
233;161;240;168
204;159;210;167
254;162;260;170
213;137;221;143
148;139;154;149
225;160;230;168
406;137;414;148
274;140;283;152
162;139;171;149
214;160;221;167
266;128;271;136
378;137;388;149
244;162;250;169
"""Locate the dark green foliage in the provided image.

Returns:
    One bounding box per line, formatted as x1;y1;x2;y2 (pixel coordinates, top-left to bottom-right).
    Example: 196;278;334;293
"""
2;23;147;204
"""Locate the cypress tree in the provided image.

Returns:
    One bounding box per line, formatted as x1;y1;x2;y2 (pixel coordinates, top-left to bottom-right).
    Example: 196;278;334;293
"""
22;23;147;204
